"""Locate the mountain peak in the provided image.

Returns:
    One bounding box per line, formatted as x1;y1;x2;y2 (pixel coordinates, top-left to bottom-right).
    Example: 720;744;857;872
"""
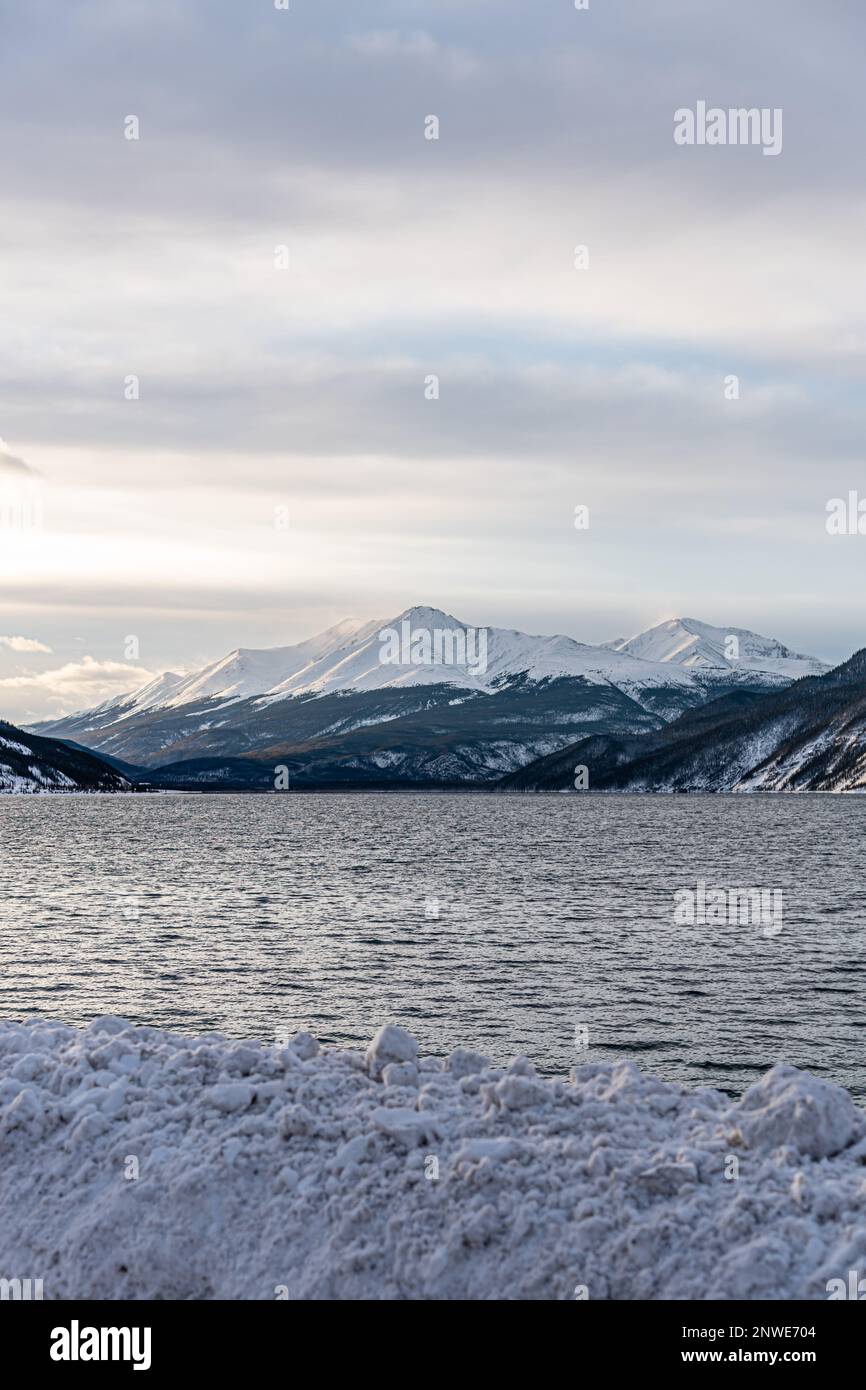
29;609;830;735
389;605;468;631
605;617;827;679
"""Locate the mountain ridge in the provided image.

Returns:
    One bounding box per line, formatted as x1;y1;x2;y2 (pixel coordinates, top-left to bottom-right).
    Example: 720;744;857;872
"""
36;607;828;725
0;721;133;793
602;616;825;679
498;648;866;794
23;608;830;787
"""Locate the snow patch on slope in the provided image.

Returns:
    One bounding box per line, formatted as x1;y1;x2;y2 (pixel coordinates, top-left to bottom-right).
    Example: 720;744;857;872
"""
0;763;77;793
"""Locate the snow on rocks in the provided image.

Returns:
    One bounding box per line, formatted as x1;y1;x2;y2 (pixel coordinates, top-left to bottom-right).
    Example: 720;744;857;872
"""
727;1064;864;1159
370;1106;443;1148
205;1082;257;1114
364;1023;419;1076
1;1016;865;1300
446;1047;489;1080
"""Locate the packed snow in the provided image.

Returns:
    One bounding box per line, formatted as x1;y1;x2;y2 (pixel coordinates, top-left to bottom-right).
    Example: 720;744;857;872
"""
2;1017;865;1300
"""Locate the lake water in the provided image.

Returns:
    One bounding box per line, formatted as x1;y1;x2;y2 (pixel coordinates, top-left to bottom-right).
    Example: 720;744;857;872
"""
2;793;864;1097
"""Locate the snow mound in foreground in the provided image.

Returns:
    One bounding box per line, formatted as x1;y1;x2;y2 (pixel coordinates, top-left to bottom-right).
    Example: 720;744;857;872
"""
2;1017;865;1301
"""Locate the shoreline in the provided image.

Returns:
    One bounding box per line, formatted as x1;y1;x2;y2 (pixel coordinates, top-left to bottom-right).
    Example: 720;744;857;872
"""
2;786;863;796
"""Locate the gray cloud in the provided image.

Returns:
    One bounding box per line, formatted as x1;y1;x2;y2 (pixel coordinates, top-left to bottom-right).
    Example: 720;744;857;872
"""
2;1;865;219
2;0;866;719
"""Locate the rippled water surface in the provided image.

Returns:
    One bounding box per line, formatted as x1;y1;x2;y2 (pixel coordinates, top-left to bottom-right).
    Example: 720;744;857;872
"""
2;793;865;1097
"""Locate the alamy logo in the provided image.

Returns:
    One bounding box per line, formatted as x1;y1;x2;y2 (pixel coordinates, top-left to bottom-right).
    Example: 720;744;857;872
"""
827;1270;866;1300
673;880;783;935
378;620;488;676
826;493;866;535
674;102;782;157
50;1321;152;1371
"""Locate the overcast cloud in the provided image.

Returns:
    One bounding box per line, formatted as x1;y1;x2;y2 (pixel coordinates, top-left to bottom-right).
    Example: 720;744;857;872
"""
1;0;865;721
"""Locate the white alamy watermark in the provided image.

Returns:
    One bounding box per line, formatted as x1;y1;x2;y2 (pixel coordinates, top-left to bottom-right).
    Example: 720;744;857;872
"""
827;1270;866;1300
50;1322;151;1371
674;102;783;157
826;493;866;535
673;880;783;936
378;620;488;677
0;1276;43;1300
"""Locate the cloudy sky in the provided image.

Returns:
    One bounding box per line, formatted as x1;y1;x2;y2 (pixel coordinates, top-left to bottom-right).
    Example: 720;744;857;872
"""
2;0;866;722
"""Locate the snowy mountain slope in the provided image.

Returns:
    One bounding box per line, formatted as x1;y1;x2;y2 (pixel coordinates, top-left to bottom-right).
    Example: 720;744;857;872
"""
143;678;669;788
39;607;821;729
100;670;187;719
257;606;704;702
604;617;828;681
30;604;702;744
500;649;866;793
37;619;387;737
30;675;674;780
52;670;188;737
34;686;478;768
161;617;384;708
27;607;828;784
0;721;132;793
59;618;385;731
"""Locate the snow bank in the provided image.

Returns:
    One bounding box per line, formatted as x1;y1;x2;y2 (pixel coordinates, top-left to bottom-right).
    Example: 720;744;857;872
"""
2;1016;866;1300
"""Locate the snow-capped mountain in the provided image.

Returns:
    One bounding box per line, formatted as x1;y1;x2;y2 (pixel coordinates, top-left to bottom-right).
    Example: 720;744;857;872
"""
48;607;825;724
258;607;712;703
103;607;704;712
27;607;828;784
603;617;827;680
157;618;386;708
501;649;866;794
91;670;186;720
